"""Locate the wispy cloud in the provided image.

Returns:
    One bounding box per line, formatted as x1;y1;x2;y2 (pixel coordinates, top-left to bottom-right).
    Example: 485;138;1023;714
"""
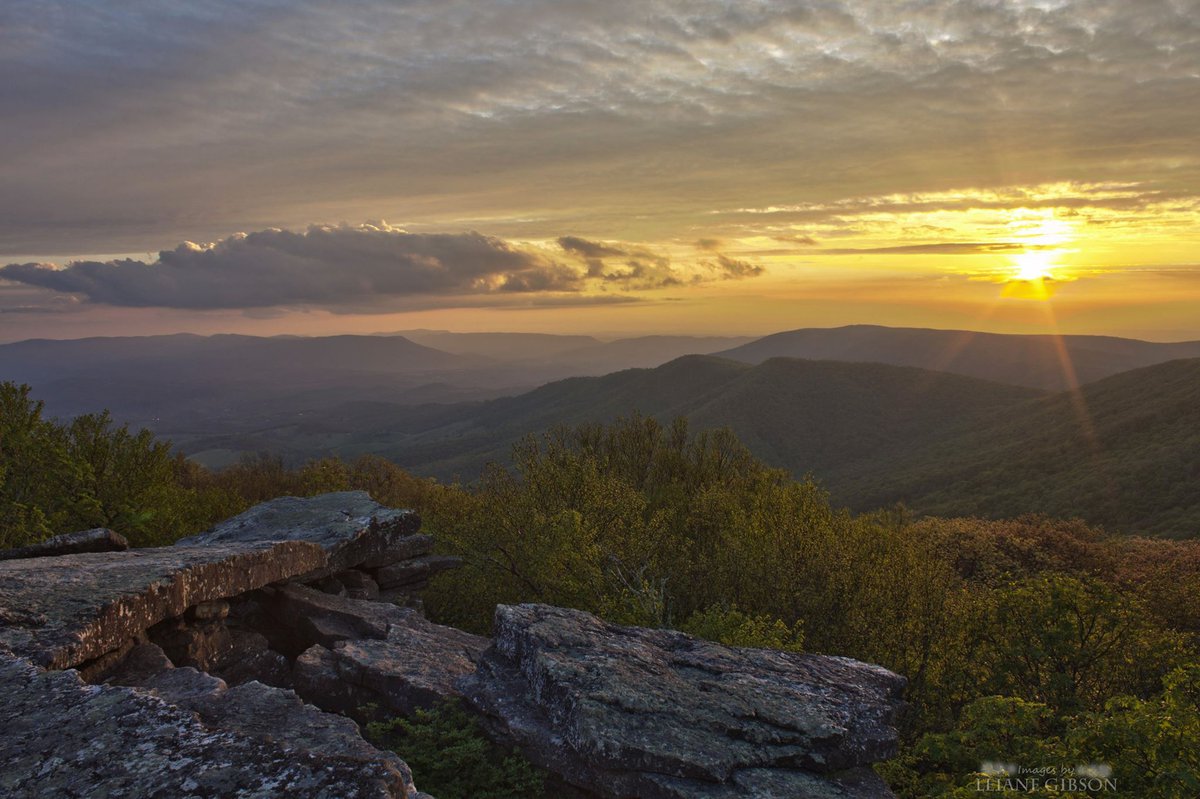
821;242;1028;255
1;2;1197;254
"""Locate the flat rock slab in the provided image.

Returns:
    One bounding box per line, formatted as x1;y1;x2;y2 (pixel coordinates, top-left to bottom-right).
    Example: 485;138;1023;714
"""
0;528;128;561
0;493;418;670
177;491;420;581
0;540;325;669
460;604;907;799
0;651;422;799
374;555;462;590
360;534;435;569
278;584;487;715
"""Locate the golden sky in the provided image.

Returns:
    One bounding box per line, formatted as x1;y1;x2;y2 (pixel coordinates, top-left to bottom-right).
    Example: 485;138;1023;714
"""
2;1;1198;341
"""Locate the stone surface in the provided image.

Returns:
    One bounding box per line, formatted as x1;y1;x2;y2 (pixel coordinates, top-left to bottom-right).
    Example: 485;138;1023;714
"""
176;491;421;581
0;493;415;669
338;568;381;600
359;533;436;569
0;650;422;799
277;584;486;716
460;604;907;799
189;598;231;620
0;540;326;669
375;554;462;589
0;528;128;561
0;493;450;799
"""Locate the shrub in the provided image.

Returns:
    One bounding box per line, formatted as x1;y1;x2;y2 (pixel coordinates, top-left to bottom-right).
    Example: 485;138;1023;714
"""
365;701;545;799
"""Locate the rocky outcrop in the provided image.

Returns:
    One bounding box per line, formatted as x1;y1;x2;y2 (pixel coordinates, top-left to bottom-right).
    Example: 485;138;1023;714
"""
0;537;327;669
0;493;906;799
460;604;906;799
0;527;128;561
0;647;424;799
0;492;431;670
176;490;421;582
0;493;448;799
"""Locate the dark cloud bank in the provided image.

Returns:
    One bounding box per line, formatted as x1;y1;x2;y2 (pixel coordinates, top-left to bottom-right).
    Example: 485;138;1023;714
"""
1;226;762;312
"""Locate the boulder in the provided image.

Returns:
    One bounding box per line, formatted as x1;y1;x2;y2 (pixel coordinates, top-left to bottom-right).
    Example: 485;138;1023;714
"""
375;555;462;590
317;574;350;596
338;568;382;600
0;650;422;799
148;618;291;688
176;491;420;581
276;584;487;716
360;533;436;568
0;528;128;561
104;642;175;685
459;604;907;799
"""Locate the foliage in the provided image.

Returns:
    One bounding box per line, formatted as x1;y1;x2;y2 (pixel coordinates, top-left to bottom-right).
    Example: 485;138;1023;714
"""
4;390;1199;796
680;604;804;652
0;383;228;547
365;701;545;799
975;573;1190;714
889;665;1200;798
1073;665;1200;798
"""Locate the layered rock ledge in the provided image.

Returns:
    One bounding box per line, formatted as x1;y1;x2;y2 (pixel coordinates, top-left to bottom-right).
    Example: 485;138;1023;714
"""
460;604;907;799
0;492;445;799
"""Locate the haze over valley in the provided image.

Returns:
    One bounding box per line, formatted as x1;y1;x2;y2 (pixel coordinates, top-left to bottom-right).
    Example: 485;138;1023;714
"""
6;323;1200;537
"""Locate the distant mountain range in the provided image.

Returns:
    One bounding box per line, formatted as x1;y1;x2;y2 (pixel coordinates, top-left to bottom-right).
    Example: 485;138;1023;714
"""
714;324;1200;391
396;330;757;372
4;325;1199;536
368;354;1200;538
341;355;1038;481
0;331;756;426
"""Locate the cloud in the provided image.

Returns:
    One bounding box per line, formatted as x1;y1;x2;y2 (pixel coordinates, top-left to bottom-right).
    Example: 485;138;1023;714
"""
821;242;1028;255
710;254;764;279
1;224;765;312
2;1;1198;255
558;236;627;259
0;225;583;311
772;235;819;246
555;234;766;289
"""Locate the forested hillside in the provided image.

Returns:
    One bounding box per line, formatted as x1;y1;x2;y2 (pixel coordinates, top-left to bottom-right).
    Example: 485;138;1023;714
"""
2;390;1198;798
354;355;1041;479
848;358;1200;538
149;350;1200;536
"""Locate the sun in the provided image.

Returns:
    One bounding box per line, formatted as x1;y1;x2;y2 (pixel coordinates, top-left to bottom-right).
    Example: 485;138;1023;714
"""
1003;212;1075;286
1012;249;1057;281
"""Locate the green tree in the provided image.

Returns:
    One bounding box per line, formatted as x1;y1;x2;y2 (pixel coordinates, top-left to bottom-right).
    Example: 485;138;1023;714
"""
977;573;1191;714
365;701;545;799
0;383;86;546
681;604;804;652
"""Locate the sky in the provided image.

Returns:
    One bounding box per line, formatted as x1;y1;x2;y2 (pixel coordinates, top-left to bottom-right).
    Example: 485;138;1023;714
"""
2;0;1199;343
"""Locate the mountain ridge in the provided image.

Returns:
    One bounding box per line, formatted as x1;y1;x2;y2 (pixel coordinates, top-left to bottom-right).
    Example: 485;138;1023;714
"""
714;324;1200;391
